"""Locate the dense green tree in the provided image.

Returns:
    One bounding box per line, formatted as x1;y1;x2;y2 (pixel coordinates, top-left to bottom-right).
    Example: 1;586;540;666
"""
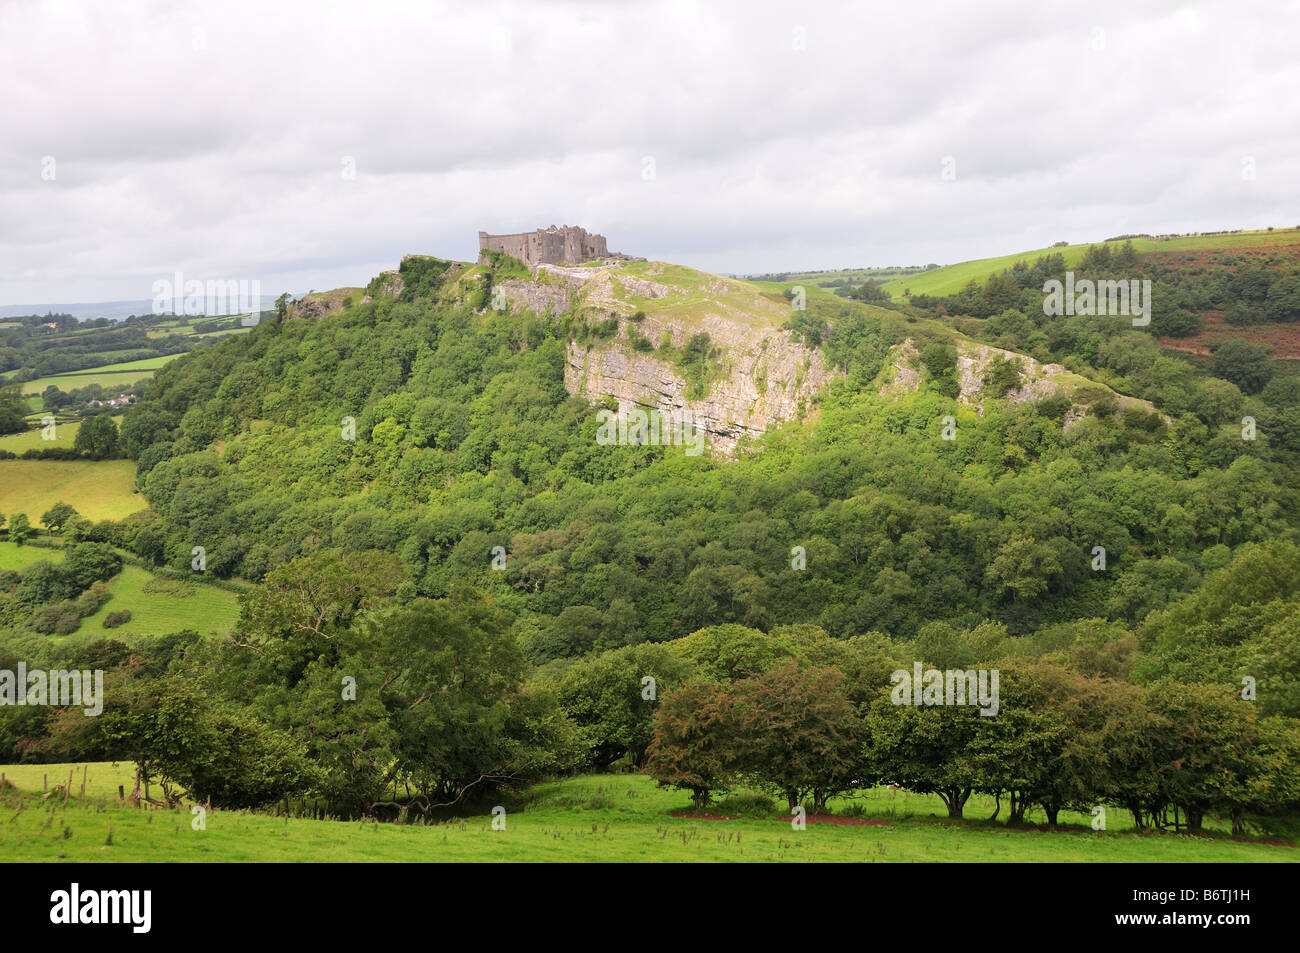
865;691;983;819
0;383;26;435
1210;339;1273;394
7;513;31;545
553;643;695;768
73;413;120;458
39;502;78;534
730;661;865;813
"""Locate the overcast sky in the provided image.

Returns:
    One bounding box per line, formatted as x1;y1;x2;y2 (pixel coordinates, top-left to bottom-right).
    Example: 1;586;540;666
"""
2;0;1297;306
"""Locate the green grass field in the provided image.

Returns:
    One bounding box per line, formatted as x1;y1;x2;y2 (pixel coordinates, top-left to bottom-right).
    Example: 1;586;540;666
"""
0;543;241;637
15;354;182;409
0;539;65;570
881;227;1300;298
0;416;123;453
0;459;143;522
75;565;241;638
761;266;935;288
0;768;1291;862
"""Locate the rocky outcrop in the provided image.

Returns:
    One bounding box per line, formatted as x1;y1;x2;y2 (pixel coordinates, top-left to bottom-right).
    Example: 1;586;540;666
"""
955;342;1068;409
497;267;590;316
879;339;923;397
566;320;832;455
878;337;1160;434
362;269;403;302
498;262;834;454
288;288;361;321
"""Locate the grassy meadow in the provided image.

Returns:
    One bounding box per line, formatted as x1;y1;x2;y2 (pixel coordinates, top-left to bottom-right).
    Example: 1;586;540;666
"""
0;459;143;522
880;227;1300;298
0;539;65;570
75;565;241;638
0;545;242;638
0;767;1292;863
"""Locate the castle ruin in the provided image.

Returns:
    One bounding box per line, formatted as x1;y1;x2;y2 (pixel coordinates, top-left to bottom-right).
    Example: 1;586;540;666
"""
478;225;614;268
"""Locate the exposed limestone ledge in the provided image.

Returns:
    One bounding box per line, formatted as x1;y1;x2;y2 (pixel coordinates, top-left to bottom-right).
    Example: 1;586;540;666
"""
565;330;833;455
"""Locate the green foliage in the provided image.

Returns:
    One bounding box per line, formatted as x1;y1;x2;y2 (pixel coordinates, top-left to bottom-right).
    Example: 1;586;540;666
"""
479;248;530;280
728;662;865;812
39;502;78;533
982;355;1023;397
73;414;120;459
1210;338;1273;394
657;332;722;400
0;384;27;435
644;680;733;809
552;643;695;768
7;513;31;545
918;342;960;398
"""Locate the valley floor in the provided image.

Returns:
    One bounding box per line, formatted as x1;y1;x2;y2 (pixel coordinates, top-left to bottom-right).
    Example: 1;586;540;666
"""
1;764;1294;863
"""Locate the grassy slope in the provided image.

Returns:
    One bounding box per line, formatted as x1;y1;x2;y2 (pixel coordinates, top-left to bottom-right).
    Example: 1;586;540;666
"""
881;228;1300;298
0;459;143;522
0;539;65;570
0;543;241;638
0;769;1291;863
581;261;792;333
74;565;241;639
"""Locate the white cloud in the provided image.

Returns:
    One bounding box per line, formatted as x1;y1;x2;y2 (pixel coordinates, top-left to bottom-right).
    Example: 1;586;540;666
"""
1;0;1297;304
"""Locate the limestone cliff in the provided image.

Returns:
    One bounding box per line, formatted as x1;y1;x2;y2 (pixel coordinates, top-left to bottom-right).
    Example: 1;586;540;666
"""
498;261;835;454
879;337;1162;431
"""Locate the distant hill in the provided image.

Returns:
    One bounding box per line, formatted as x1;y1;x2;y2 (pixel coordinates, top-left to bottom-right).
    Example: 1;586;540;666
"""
880;227;1300;298
0;296;281;322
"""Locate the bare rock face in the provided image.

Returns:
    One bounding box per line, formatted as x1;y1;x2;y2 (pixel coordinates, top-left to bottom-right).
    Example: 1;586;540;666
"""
364;270;404;302
288;288;361;321
879;339;923;397
495;263;608;316
565;321;832;455
494;261;835;454
955;342;1068;411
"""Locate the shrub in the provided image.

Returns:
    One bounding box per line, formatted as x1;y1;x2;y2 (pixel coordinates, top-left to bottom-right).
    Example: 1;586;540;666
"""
1036;393;1071;421
1090;395;1119;418
103;610;133;629
712;790;777;818
983;356;1023;397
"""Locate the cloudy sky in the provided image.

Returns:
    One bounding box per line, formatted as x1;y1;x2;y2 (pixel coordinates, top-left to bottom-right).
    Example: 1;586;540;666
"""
2;0;1298;306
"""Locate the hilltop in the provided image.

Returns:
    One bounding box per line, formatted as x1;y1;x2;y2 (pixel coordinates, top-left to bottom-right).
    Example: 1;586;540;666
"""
286;253;1154;453
42;234;1288;644
880;227;1300;299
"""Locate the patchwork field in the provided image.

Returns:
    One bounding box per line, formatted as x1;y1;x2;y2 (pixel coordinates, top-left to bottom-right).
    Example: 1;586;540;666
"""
15;354;183;410
0;459;143;522
0;769;1291;863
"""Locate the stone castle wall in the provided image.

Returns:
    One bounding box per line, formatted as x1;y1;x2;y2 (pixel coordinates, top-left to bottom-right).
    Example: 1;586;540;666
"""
479;225;610;267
